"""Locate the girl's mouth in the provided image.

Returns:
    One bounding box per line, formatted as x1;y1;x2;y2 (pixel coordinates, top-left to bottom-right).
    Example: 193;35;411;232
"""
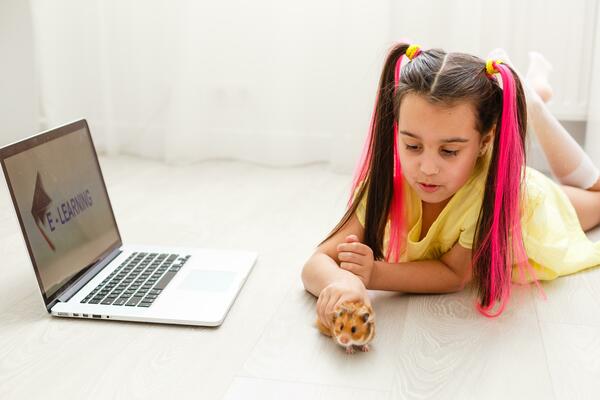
418;182;440;193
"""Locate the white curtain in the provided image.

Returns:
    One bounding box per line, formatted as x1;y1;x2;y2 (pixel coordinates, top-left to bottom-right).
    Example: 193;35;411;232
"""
31;0;390;172
29;0;597;172
0;0;36;145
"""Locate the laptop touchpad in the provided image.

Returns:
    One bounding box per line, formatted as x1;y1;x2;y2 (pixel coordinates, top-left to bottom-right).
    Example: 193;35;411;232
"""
178;270;237;292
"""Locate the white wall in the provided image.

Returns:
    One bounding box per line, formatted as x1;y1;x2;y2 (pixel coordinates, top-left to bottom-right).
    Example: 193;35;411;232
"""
1;1;598;175
0;0;37;145
585;0;600;159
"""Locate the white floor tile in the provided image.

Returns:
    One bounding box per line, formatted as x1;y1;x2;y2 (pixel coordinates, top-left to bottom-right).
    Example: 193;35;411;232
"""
223;376;389;400
540;322;600;400
238;281;408;391
390;286;555;399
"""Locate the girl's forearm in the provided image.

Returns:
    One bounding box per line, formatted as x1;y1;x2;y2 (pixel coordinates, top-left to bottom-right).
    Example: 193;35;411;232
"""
301;252;365;297
368;259;463;293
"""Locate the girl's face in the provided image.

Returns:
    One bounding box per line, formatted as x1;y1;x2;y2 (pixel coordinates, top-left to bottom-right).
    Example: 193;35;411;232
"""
398;93;492;206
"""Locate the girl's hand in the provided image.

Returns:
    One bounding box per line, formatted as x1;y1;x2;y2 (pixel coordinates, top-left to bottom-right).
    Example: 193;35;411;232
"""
316;280;370;331
337;234;375;288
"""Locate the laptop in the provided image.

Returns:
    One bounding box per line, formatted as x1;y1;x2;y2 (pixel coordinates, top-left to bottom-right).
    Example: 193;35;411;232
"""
0;119;257;327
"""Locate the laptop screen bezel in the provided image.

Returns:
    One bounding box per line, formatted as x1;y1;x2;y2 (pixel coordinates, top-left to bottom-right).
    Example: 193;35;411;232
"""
0;119;123;311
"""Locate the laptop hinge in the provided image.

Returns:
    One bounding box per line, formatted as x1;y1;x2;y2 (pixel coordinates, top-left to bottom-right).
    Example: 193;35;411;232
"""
49;248;123;310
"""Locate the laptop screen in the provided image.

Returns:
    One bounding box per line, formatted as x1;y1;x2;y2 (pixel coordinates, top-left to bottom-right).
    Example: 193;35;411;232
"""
0;120;121;306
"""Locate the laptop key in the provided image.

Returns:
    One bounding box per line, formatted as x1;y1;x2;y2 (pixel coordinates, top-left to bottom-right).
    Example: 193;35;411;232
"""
155;271;177;290
114;298;127;306
125;296;143;306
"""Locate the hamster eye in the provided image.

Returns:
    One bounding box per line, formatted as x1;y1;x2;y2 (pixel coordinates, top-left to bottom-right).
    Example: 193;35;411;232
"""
351;326;356;334
340;324;344;330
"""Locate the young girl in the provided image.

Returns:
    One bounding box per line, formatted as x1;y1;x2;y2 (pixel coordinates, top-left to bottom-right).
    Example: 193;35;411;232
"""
301;43;600;323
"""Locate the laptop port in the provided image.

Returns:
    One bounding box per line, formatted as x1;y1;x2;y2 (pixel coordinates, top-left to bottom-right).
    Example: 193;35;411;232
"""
57;312;68;316
92;314;101;319
73;313;79;317
82;314;89;317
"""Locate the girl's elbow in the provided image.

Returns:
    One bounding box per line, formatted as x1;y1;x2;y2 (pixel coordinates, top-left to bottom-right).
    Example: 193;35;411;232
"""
301;253;320;293
455;271;473;292
300;260;311;290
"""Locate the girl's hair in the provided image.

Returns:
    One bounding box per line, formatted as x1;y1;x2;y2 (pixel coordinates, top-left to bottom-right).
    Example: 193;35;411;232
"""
320;43;546;318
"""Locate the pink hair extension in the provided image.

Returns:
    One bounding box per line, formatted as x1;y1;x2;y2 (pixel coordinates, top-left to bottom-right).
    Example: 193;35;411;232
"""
387;54;407;262
348;49;408;263
473;62;547;318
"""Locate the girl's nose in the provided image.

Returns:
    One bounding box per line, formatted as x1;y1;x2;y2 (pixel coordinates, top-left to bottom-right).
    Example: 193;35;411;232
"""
420;158;440;175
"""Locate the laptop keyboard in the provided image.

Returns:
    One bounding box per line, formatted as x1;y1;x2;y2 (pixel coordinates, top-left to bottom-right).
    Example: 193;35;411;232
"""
80;252;190;308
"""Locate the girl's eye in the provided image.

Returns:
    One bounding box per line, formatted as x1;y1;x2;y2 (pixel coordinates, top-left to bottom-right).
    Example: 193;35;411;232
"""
441;149;459;157
405;144;458;157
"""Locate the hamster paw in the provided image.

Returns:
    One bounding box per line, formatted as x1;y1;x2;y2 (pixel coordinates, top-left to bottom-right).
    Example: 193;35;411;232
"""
360;344;370;352
345;346;356;354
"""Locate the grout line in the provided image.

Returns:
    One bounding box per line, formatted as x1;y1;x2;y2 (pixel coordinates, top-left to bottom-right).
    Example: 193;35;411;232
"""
533;293;559;400
229;374;391;395
537;319;600;329
229;277;299;374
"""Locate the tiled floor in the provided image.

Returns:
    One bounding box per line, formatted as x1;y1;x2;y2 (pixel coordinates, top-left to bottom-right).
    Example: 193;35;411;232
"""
1;155;599;399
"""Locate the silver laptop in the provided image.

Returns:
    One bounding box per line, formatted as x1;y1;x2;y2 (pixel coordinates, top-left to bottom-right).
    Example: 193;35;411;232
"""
0;119;257;326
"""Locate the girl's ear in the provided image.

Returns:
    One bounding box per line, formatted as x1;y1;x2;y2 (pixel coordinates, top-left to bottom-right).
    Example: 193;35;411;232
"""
479;131;494;156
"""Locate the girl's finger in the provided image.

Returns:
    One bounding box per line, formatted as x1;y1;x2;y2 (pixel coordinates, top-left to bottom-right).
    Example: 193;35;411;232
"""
345;234;359;242
317;292;328;325
337;242;368;256
317;295;327;322
336;293;359;310
339;262;361;273
324;293;340;329
338;251;360;262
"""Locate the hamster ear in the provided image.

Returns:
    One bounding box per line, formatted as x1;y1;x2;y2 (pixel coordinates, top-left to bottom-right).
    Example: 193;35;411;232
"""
336;310;344;318
361;313;371;323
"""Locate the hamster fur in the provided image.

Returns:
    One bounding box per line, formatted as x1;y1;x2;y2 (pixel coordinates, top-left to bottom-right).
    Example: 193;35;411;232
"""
316;300;375;354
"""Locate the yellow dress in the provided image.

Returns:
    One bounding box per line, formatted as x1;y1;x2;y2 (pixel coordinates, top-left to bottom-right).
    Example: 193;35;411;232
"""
354;150;600;283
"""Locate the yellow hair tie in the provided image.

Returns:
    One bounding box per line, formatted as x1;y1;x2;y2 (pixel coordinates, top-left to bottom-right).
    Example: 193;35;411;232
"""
406;44;422;60
486;59;503;76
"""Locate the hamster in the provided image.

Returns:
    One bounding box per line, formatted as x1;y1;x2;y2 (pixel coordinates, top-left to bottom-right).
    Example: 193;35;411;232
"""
316;300;375;354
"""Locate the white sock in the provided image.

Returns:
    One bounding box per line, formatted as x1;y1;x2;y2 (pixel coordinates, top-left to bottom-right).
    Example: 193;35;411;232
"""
529;103;600;189
555;155;600;189
526;52;553;103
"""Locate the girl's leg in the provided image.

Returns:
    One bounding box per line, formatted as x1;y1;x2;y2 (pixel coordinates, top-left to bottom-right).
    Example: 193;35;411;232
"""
524;57;600;230
558;185;600;231
488;49;600;230
528;99;600;191
523;54;600;191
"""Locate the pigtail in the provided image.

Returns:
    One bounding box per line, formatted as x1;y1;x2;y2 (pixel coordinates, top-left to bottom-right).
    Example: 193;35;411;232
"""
471;61;547;317
348;43;412;262
320;43;410;261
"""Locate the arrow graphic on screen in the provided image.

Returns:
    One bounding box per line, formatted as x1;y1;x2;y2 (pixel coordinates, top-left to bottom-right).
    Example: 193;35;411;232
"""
31;172;55;251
